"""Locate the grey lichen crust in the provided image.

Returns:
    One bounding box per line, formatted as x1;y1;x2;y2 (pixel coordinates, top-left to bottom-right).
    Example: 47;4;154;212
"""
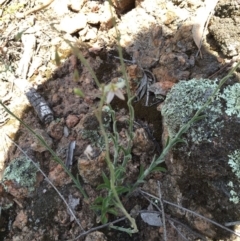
228;150;240;204
2;156;39;193
220;83;240;118
161;79;223;143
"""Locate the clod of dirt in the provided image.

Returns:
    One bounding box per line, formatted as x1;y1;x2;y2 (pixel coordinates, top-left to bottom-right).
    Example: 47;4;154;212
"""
78;151;107;187
132;128;155;156
209;16;240;57
48;163;72;186
85;231;108;241
13;210;28;230
31;128;53;153
47;120;64;140
66;114;80;128
59;14;87;34
112;0;135;13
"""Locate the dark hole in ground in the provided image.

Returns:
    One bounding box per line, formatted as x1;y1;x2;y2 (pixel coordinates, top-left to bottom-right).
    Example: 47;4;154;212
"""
111;96;163;150
0;207;15;241
93;49;134;84
0;211;9;241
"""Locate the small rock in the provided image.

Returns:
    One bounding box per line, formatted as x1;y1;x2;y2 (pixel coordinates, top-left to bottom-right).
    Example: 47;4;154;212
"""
31;129;53;153
66;114;80;128
47;121;64;140
51;93;61;106
112;0;134;13
51;37;62;46
48;164;71;186
68;0;87;12
78;151;107;187
82;27;98;41
78;26;88;37
87;13;100;24
209;16;240;57
0;184;14;210
127;65;143;80
148;81;174;96
85;231;108;241
2;156;39;198
100;1;118;30
59;14;87;34
132;128;155;156
13;210;28;230
15;12;25;19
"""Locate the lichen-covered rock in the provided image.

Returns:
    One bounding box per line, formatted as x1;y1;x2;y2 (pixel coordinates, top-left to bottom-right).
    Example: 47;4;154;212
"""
220;83;240;118
161;79;223;143
209;0;240;57
209;16;240;57
1;156;39;198
161;79;240;239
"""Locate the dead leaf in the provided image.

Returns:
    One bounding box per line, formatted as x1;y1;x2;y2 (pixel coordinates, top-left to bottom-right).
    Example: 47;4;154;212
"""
141;212;162;227
192;0;219;57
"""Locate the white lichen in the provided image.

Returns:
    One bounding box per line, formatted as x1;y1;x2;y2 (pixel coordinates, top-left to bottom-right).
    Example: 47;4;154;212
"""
221;83;240;118
229;190;239;204
161;79;223;143
2;156;39;193
228;150;240;179
227;150;240;204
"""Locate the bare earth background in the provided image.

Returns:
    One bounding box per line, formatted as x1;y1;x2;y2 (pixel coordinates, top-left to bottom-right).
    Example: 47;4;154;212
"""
0;0;240;240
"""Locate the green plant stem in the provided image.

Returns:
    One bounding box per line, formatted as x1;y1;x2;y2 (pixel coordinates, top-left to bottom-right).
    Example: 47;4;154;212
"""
96;94;138;233
108;0;135;139
0;103;88;199
133;62;240;190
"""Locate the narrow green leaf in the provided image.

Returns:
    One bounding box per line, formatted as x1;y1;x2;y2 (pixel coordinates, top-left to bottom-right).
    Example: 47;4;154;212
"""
165;136;170;147
192;115;206;122
102;172;110;186
96;183;110;190
115;186;130;194
174;138;187;145
103;197;110;209
151;166;166;172
14;29;27;41
91;204;102;211
73;69;80;81
54;48;61;66
139;165;144;178
107;208;118;216
74;88;85;98
101;214;108;224
94;196;104;204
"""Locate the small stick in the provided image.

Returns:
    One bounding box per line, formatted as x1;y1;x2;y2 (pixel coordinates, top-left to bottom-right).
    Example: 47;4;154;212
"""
73;217;126;240
140;189;240;238
157;181;167;241
24;0;55;16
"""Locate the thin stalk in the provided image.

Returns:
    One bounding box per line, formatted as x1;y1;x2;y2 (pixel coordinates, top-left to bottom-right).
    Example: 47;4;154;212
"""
107;0;135;139
96;94;138;233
